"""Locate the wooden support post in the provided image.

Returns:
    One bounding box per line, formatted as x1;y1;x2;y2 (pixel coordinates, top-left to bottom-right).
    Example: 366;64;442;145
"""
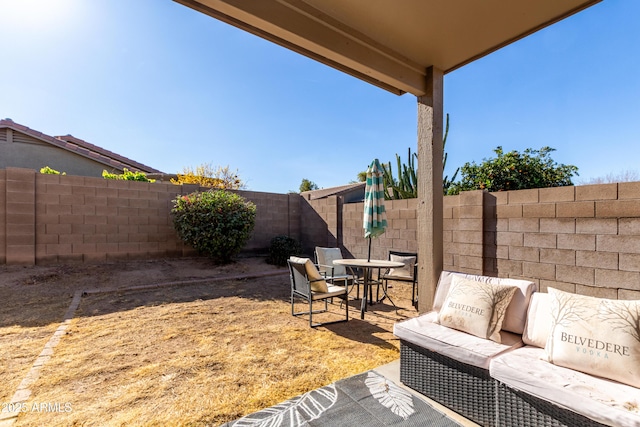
417;67;444;312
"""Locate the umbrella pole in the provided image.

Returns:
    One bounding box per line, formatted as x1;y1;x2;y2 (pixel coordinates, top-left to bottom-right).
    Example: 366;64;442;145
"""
367;237;372;262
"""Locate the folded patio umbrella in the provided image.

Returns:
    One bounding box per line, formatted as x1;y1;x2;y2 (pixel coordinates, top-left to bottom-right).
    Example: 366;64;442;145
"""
363;158;388;261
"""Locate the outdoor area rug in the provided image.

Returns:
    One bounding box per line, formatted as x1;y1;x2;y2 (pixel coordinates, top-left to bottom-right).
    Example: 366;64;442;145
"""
220;371;463;427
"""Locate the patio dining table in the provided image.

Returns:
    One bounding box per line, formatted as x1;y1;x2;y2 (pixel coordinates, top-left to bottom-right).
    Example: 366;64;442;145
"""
333;258;404;320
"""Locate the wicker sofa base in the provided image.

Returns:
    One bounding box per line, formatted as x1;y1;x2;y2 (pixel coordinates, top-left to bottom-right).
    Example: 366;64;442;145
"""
400;340;495;427
496;382;607;427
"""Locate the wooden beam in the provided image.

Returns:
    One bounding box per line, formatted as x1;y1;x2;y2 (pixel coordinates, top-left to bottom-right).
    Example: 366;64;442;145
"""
417;67;444;312
174;0;427;95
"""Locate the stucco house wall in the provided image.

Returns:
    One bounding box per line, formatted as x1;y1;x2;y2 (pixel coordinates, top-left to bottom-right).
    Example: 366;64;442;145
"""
1;128;114;177
0;119;162;178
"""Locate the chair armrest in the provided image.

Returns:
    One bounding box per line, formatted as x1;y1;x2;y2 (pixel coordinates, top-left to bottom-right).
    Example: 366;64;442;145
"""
316;263;335;277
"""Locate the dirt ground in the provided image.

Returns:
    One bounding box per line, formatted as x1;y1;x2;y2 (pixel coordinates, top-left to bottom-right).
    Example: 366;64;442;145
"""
0;256;285;402
1;256;281;293
0;256;419;426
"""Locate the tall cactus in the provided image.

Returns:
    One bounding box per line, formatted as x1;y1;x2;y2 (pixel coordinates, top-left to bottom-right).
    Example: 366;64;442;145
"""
381;148;418;199
442;114;459;194
382;114;456;199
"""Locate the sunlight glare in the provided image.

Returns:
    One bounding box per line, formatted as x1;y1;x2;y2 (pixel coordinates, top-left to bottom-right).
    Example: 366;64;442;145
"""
0;0;79;30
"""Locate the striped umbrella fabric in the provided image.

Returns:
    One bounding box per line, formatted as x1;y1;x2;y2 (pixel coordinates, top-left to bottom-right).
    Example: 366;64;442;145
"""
364;159;387;260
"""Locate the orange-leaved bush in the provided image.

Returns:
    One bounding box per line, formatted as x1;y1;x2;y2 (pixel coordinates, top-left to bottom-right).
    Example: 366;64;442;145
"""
170;164;245;189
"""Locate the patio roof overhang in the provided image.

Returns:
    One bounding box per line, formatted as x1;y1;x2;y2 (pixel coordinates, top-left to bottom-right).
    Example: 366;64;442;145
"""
173;0;602;311
173;0;601;96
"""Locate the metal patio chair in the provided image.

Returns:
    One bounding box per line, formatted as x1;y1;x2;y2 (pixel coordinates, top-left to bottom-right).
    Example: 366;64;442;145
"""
378;250;418;308
314;246;359;298
288;257;349;328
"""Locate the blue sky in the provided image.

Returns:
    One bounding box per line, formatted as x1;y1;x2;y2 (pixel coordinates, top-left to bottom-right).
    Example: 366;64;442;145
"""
1;0;639;193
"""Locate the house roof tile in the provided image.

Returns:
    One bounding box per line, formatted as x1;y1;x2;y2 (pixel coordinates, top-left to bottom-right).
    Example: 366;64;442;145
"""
0;118;163;174
301;182;366;200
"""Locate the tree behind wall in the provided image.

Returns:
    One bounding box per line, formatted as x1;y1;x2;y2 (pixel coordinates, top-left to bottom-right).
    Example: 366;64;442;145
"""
299;178;319;192
171;163;246;189
447;146;578;194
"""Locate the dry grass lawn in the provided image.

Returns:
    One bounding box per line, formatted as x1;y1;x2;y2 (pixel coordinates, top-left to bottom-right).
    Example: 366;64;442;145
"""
1;265;80;405
1;257;419;426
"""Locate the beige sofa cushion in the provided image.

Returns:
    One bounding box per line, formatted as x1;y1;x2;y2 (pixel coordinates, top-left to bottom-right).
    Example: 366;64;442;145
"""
522;292;552;348
544;287;640;388
491;346;640;427
394;311;522;369
433;271;537;335
437;275;517;343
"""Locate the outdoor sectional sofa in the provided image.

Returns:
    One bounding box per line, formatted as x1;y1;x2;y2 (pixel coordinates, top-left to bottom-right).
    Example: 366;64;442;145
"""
491;291;640;427
394;271;536;426
394;271;640;427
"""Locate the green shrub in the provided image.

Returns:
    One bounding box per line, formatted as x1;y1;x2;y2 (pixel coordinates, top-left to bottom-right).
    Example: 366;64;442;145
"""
266;235;303;266
102;168;155;182
447;146;578;194
40;166;65;175
171;189;256;264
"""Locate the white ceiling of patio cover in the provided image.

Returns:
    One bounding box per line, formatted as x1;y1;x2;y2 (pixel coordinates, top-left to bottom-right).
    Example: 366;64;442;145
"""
175;0;601;95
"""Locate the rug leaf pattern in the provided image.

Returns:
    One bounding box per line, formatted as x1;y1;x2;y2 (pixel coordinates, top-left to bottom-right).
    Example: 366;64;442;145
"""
233;384;338;427
225;371;462;427
364;371;415;420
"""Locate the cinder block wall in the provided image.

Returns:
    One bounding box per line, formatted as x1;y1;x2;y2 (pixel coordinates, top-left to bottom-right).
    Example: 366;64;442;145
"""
308;185;640;300
484;183;640;299
3;165;640;301
443;190;484;275
299;196;339;255
0;168;295;265
32;171;189;264
241;190;300;252
341;198;418;260
0;170;5;263
5;168;36;264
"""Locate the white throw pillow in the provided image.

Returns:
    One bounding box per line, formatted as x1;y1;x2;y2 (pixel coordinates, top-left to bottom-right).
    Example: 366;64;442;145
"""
544;288;640;388
437;275;517;343
388;254;416;278
433;271;536;335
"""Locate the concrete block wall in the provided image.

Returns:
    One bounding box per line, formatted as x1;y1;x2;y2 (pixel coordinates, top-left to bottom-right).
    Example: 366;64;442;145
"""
484;183;640;300
236;190;299;252
3;165;639;301
5;168;36;264
444;190;484;275
300;197;331;254
32;171;190;264
341;201;365;258
0;168;295;265
341;198;418;260
0;170;4;263
306;184;640;301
